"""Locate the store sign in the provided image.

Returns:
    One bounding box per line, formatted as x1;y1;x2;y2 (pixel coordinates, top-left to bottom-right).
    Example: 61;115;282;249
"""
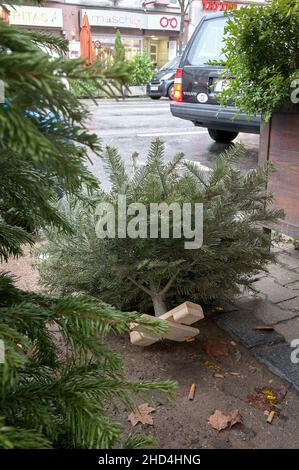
82;9;181;31
82;9;147;29
68;41;80;59
147;14;181;31
9;6;63;28
202;0;238;10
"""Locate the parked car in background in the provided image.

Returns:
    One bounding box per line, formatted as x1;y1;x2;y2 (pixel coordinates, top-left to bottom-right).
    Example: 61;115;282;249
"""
170;13;261;143
147;55;181;101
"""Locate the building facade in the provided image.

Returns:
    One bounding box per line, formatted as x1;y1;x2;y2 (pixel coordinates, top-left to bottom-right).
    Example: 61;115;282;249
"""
188;0;266;40
6;1;186;67
5;1;265;65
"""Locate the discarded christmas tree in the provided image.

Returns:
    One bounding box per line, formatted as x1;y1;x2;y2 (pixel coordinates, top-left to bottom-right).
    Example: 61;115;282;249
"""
37;140;282;316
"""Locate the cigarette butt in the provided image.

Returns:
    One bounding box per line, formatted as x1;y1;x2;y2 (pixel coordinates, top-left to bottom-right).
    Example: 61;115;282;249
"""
252;326;274;331
188;383;196;400
267;410;275;423
214;373;224;379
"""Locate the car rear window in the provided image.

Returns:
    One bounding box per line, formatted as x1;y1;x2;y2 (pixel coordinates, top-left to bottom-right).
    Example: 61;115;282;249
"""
186;16;228;66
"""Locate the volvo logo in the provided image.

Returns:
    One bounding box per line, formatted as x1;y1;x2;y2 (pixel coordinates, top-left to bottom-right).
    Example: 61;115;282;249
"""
197;93;209;103
159;17;178;29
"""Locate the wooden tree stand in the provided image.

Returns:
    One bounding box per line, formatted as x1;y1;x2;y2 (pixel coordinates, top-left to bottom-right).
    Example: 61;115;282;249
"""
130;301;204;347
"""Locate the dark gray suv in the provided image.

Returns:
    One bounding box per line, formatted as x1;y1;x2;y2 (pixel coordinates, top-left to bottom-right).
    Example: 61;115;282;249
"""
147;55;181;101
170;13;261;143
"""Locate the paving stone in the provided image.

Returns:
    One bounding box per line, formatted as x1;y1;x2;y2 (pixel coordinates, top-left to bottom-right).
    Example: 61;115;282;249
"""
222;294;264;313
214;310;284;348
271;244;286;254
236;298;298;325
222;303;238;313
252;343;299;392
277;252;299;270
277;297;299;312
282;245;299;258
236;297;299;325
286;280;299;290
267;263;299;286
253;271;268;279
274;317;299;343
234;296;268;310
216;242;299;387
251;277;297;303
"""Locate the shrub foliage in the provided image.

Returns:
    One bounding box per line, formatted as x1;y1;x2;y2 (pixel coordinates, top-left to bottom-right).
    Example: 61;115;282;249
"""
221;0;299;121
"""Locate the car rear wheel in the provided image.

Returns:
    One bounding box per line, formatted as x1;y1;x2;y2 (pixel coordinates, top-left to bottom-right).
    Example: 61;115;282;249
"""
150;96;161;100
167;84;174;100
208;129;239;143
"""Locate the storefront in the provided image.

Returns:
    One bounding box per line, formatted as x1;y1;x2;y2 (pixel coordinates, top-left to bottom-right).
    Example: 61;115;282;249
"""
81;9;181;67
189;0;265;39
6;3;81;58
8;5;63;33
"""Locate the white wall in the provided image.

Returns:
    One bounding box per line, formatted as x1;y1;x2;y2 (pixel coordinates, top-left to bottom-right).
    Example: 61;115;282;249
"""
63;0;180;11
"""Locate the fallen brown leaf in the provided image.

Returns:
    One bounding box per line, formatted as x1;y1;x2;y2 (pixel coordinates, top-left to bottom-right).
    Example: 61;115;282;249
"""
202;339;230;358
128;403;155;426
229;409;243;427
208;409;242;431
208;410;230;431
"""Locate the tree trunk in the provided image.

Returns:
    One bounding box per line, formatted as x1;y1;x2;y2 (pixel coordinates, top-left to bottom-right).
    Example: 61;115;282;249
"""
151;294;168;317
178;12;185;55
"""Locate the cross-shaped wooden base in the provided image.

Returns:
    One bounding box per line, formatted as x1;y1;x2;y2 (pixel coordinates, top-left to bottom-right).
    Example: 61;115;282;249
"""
130;301;204;347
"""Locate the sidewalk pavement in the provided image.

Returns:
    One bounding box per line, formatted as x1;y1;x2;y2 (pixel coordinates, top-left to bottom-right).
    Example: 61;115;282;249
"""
213;240;299;392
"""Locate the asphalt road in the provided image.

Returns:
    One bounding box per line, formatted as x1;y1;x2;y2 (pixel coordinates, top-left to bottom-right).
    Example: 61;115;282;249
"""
85;97;260;187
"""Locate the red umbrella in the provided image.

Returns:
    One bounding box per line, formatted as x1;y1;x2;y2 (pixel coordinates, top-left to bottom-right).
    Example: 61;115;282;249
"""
0;7;10;23
80;14;93;66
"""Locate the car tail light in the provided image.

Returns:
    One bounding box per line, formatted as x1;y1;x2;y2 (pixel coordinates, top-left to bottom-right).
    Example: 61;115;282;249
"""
174;68;183;102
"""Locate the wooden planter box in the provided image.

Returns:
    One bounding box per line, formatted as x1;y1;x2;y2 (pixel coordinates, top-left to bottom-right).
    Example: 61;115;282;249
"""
259;107;299;239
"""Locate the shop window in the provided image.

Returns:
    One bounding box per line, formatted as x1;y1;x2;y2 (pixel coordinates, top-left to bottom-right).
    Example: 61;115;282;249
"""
92;36;143;62
150;43;158;64
146;37;169;68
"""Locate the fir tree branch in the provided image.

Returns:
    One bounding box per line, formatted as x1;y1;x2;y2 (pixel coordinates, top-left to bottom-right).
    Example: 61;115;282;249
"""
127;276;153;297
